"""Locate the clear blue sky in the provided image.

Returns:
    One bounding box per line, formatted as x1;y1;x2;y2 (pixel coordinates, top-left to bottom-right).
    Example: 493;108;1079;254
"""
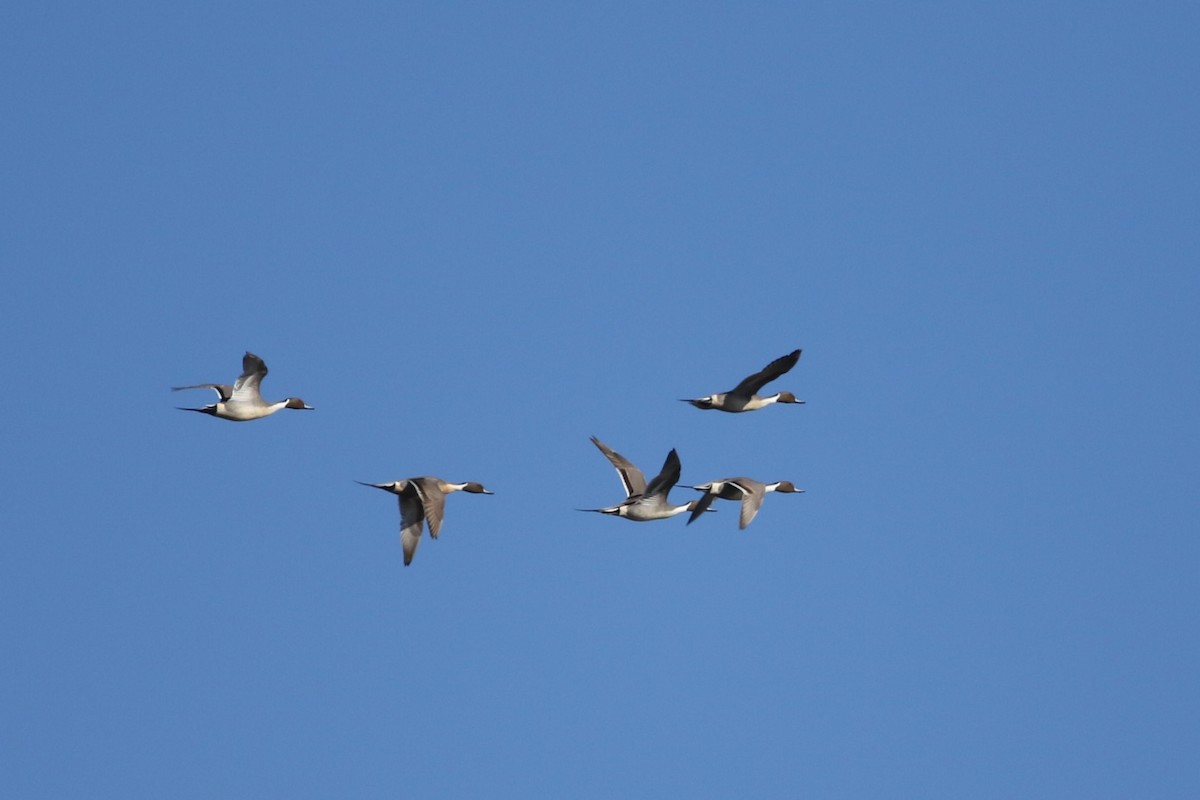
2;3;1197;797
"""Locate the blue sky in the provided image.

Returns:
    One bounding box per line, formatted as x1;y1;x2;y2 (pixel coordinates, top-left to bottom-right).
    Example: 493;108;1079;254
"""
2;2;1197;797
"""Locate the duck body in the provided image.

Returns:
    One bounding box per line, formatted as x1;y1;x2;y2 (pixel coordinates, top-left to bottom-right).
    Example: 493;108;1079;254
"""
684;349;804;413
580;436;707;522
174;352;313;421
687;477;804;529
358;477;493;566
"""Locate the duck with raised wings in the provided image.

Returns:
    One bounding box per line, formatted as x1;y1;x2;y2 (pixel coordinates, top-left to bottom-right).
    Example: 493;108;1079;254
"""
682;349;804;413
579;436;709;522
173;352;313;421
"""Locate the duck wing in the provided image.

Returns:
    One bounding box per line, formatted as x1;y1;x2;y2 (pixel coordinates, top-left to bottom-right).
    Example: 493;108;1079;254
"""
730;349;801;397
412;478;448;539
231;352;269;401
170;383;235;401
728;479;767;529
397;487;426;566
686;489;719;525
643;448;681;499
590;436;647;497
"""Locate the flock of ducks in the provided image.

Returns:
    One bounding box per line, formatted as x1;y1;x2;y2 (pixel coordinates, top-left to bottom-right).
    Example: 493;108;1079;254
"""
173;348;806;567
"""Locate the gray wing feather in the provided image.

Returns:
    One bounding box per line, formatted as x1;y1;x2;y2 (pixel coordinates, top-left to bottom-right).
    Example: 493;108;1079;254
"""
687;491;718;525
413;479;447;539
590;437;646;497
233;352;268;397
171;383;234;400
397;492;426;566
643;448;681;499
735;482;767;529
730;349;801;397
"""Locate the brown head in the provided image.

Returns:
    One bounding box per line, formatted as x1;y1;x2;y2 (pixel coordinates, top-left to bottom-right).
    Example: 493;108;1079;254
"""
775;391;803;405
285;397;315;410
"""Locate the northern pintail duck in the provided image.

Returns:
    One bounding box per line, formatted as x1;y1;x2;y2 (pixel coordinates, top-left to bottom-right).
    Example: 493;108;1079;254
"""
687;478;804;529
683;349;804;412
173;352;313;421
357;477;493;566
579;436;708;521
